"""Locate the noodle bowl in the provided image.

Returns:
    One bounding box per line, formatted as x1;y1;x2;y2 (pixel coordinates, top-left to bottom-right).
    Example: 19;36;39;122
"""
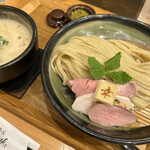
42;15;150;144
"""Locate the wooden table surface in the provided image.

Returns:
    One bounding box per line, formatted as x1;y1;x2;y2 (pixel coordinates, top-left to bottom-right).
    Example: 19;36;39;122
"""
0;0;149;149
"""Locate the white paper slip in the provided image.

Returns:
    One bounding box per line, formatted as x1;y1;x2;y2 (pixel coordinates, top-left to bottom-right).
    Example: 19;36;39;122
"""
137;0;150;25
0;116;40;150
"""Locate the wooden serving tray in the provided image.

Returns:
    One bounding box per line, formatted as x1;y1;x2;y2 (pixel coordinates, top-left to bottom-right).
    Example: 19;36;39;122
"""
0;0;40;14
0;107;75;150
0;0;149;150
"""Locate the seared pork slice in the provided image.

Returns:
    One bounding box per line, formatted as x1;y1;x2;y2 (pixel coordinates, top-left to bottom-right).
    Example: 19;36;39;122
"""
72;93;96;115
67;79;137;99
88;103;136;126
67;78;98;97
117;81;137;99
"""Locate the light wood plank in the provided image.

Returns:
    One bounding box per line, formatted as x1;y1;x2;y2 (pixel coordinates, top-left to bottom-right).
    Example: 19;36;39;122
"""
0;0;149;150
0;107;75;150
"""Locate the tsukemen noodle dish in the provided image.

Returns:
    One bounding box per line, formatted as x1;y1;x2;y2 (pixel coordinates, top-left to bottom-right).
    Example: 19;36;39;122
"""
48;18;150;130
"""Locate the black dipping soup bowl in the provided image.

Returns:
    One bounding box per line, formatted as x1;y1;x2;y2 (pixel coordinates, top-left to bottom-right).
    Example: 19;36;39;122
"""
0;5;38;83
41;14;150;146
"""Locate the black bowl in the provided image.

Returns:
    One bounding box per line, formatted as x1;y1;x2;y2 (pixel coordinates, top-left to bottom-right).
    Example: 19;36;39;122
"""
0;5;38;83
41;14;150;145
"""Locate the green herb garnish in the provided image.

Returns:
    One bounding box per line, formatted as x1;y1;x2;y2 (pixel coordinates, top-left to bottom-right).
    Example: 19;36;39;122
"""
0;36;9;49
88;52;132;84
88;57;105;79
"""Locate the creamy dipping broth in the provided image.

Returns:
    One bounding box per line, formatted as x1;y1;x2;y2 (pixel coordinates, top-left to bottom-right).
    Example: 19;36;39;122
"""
0;18;32;65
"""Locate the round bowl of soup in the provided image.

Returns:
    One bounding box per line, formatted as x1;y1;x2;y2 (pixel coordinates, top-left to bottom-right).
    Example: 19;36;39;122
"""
0;5;38;83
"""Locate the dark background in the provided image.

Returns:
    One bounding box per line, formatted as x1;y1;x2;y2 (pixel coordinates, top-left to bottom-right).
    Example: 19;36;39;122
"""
80;0;145;19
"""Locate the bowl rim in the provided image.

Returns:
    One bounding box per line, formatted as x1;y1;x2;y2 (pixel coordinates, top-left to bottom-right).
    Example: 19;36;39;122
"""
41;14;150;145
0;5;37;69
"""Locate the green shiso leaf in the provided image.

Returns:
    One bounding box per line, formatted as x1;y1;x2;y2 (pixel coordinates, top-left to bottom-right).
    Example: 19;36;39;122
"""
104;52;121;72
88;52;132;84
88;57;105;79
106;71;132;84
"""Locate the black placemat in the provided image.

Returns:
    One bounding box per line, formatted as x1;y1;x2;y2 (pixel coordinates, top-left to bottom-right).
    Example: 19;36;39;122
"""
0;49;43;99
27;147;33;150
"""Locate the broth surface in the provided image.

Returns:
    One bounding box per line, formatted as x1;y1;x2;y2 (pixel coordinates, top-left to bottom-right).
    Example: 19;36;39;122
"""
0;19;32;65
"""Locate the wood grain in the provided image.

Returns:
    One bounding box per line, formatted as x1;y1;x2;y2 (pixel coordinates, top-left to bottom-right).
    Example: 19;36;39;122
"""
0;0;149;150
21;0;40;14
0;107;75;150
0;0;31;8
